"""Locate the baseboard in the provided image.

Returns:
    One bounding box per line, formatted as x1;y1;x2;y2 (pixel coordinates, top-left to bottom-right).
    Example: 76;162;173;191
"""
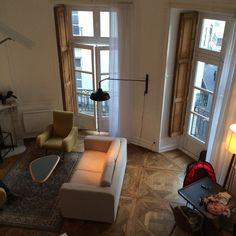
179;147;198;160
130;137;158;152
158;143;179;153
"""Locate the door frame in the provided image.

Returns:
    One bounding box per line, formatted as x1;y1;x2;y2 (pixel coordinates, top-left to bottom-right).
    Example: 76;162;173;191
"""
180;12;231;158
71;43;96;130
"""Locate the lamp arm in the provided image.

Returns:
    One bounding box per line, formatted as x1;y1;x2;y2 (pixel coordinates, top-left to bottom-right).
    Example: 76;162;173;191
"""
98;74;149;95
0;37;13;45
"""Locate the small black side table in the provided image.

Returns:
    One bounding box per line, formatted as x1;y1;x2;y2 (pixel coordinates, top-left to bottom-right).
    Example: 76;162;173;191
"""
178;177;225;219
0;126;14;162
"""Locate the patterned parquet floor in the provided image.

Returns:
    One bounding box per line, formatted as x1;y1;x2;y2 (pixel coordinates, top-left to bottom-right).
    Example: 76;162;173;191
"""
0;135;233;236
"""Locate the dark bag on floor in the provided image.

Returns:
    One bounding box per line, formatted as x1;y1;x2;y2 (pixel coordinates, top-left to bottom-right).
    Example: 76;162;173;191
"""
183;161;216;187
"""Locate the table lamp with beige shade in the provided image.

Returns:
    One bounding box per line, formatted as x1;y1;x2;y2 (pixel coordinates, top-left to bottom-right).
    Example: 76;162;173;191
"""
223;124;236;189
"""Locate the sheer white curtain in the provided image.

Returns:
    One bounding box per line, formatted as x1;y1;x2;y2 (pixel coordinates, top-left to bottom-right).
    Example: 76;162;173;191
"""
109;4;134;139
206;22;236;184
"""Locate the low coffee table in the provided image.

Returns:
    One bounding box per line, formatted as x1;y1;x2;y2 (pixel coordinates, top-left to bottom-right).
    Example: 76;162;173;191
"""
29;155;60;183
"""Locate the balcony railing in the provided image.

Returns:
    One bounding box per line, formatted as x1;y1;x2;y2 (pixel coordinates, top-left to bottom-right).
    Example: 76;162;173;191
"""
76;89;109;117
190;108;209;143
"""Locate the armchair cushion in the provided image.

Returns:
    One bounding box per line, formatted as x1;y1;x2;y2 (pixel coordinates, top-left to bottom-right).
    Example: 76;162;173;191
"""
62;127;78;152
36;124;53;147
36;110;78;152
43;137;63;150
53;110;73;138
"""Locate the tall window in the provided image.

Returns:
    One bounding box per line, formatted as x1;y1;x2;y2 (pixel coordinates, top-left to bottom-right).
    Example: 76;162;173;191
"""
69;7;111;130
187;17;226;143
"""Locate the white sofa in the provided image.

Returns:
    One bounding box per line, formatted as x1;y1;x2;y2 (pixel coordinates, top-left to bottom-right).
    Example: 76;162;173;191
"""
60;135;127;223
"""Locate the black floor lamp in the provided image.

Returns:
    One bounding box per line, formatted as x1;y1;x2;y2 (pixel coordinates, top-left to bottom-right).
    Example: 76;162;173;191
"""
90;74;149;102
223;124;236;189
90;74;149;133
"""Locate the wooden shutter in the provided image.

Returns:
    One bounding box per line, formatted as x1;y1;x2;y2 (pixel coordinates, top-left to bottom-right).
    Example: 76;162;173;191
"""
169;12;198;137
54;5;75;112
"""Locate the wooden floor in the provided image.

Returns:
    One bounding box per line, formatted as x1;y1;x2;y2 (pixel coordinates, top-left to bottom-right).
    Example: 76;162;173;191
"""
0;135;233;236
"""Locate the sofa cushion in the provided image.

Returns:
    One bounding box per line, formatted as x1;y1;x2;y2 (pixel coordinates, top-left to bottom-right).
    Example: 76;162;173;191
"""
106;139;120;161
70;169;102;186
101;159;115;187
75;151;107;172
84;136;112;152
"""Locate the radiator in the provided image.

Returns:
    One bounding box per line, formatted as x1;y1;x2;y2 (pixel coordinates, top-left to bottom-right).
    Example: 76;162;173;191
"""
23;110;53;133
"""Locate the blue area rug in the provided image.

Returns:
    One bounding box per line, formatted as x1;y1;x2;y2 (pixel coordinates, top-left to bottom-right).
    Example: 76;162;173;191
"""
0;147;79;231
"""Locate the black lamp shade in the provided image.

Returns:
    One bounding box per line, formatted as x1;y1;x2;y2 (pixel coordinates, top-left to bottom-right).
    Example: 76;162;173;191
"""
90;88;110;101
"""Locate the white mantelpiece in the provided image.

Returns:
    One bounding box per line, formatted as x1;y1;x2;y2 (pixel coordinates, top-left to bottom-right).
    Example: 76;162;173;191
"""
0;103;23;146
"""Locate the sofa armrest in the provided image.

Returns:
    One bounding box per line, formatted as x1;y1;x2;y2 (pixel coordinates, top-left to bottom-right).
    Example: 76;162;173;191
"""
62;127;78;152
84;135;117;152
36;124;53;147
60;183;115;222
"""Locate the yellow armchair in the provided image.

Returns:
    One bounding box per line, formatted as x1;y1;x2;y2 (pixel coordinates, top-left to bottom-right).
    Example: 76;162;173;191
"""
36;110;78;152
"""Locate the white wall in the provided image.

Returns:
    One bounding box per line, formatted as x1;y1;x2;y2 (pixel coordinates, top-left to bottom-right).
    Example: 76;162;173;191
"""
0;0;63;136
131;0;170;150
158;1;236;153
158;8;182;152
0;0;236;147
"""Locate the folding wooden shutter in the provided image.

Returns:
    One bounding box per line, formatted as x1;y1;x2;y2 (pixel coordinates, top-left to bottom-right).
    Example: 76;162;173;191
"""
54;5;75;112
169;12;198;137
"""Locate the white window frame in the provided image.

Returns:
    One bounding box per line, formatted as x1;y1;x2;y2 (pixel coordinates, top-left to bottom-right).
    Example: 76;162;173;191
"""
71;43;96;117
68;6;111;131
68;6;110;45
185;13;231;145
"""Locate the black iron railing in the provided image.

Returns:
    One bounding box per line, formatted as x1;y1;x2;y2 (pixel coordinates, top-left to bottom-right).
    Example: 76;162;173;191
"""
76;89;109;116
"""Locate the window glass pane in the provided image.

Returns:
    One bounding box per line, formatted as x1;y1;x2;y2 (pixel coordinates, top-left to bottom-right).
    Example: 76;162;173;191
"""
100;74;109;91
101;100;109;117
76;72;93;91
74;48;92;72
75;71;82;89
191;88;212;118
194;61;217;92
74;58;81;70
72;11;94;37
100;50;109;73
76;72;94;117
100;75;109;117
72;13;79;24
199;19;226;52
189;113;208;143
100;12;110;37
77;93;94;116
